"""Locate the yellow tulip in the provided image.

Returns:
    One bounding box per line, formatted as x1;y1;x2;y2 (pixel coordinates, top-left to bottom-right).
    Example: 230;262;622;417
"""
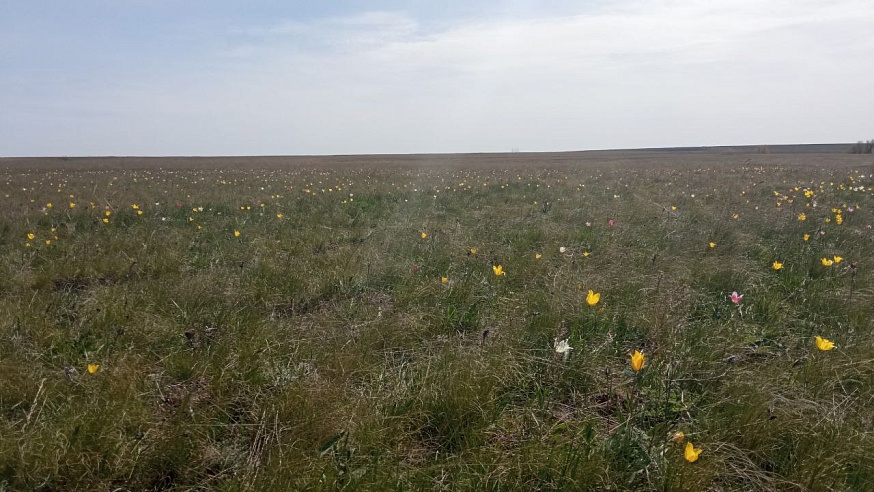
709;242;716;249
234;230;241;238
772;261;783;270
87;364;100;374
469;248;477;255
493;265;505;276
630;350;645;372
421;232;427;239
535;253;542;259
441;276;448;284
684;442;702;462
803;234;810;241
586;290;600;306
815;336;836;351
821;258;833;267
27;233;35;240
833;256;843;264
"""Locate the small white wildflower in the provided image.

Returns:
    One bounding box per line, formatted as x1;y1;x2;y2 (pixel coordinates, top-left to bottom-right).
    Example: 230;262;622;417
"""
554;338;573;354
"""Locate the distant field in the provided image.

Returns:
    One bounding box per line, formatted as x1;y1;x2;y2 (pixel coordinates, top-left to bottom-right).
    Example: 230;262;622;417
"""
0;143;866;171
1;151;873;490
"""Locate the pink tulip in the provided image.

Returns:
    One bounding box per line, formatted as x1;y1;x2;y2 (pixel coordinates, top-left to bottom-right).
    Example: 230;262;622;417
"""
608;219;615;226
730;291;743;304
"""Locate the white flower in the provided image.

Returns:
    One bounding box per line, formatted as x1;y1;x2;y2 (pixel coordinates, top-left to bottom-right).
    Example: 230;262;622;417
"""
559;246;568;253
554;338;573;354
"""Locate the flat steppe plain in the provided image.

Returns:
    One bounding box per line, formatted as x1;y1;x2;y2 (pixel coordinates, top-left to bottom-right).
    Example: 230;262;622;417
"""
1;149;872;490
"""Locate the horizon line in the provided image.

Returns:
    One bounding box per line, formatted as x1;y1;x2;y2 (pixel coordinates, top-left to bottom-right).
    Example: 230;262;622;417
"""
0;142;857;160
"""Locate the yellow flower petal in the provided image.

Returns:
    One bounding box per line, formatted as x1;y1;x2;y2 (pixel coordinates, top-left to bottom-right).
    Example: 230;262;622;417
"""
684;442;702;462
630;350;645;372
586;290;600;306
815;336;836;351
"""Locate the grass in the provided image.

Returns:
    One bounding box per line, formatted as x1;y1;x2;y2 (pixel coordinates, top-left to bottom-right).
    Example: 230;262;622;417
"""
1;152;873;490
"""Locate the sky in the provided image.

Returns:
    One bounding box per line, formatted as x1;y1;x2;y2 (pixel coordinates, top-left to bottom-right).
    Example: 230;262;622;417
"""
1;0;873;156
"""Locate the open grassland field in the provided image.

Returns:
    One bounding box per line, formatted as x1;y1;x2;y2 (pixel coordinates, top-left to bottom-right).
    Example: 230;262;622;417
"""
1;152;874;491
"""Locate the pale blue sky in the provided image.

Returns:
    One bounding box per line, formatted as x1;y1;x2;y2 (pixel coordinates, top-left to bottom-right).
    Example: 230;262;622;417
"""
2;0;872;156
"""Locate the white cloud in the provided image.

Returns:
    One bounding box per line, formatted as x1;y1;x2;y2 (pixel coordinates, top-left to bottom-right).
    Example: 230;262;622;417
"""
4;0;874;155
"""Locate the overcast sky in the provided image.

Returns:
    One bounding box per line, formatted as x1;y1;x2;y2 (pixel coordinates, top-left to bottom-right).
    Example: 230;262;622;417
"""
2;0;873;156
